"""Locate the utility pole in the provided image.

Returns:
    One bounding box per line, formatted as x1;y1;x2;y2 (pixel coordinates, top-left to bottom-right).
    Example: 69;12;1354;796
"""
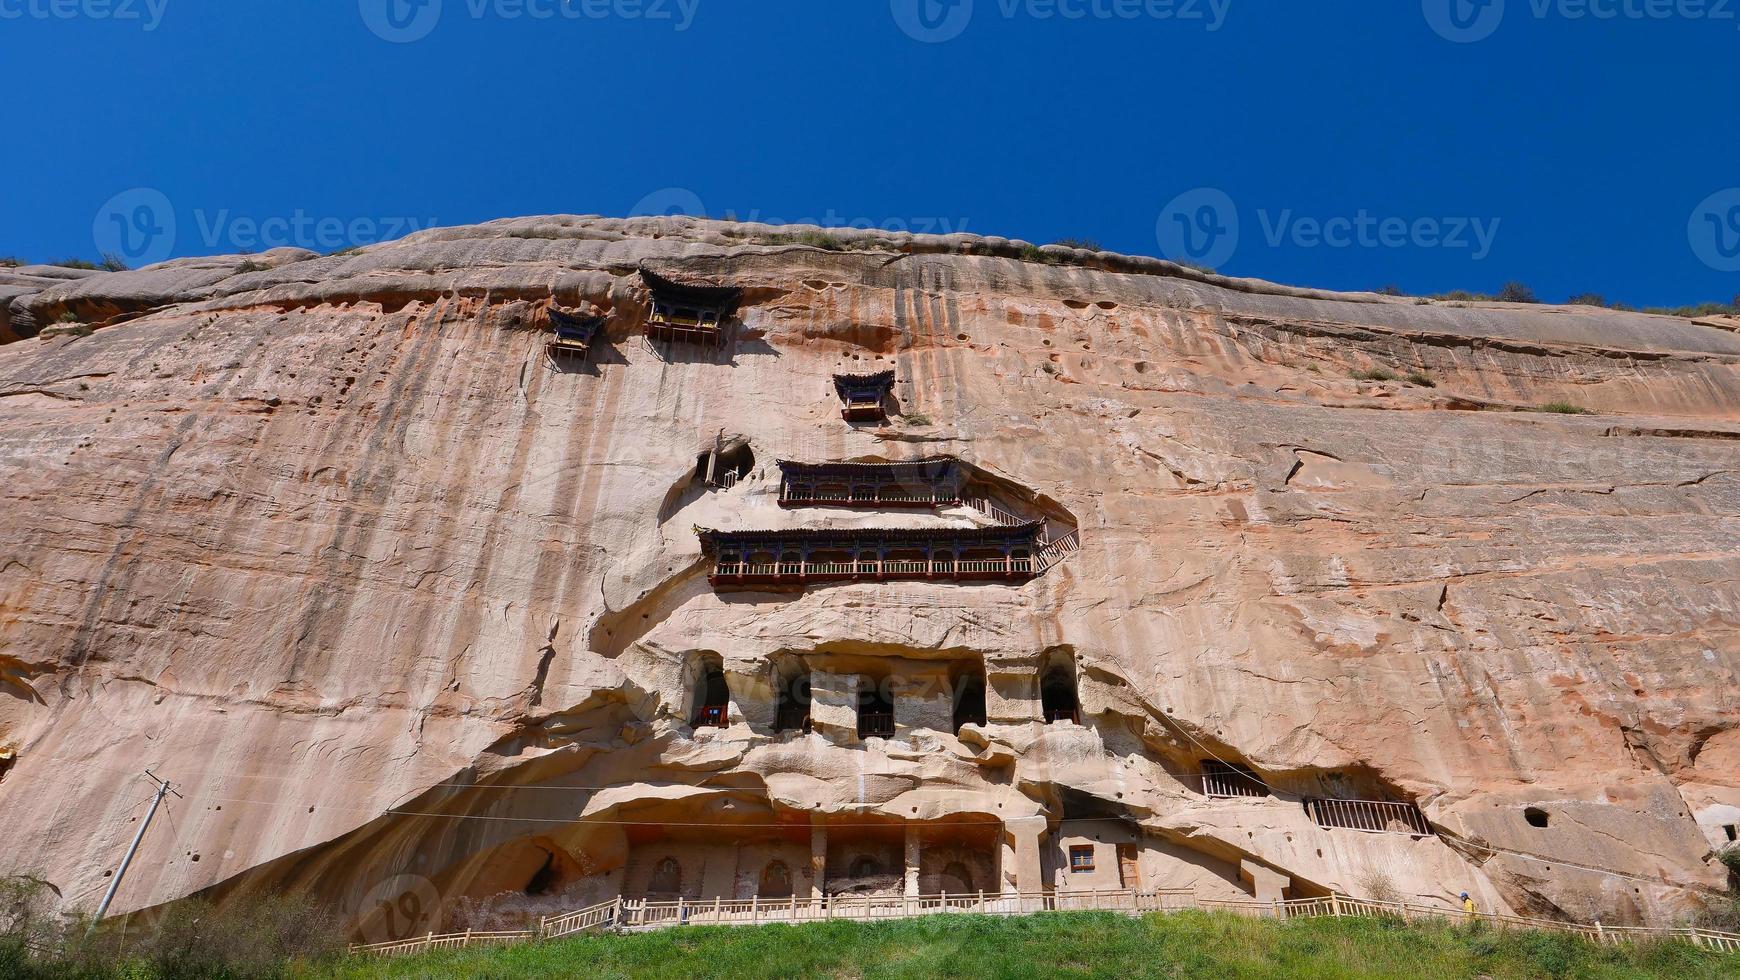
93;770;180;924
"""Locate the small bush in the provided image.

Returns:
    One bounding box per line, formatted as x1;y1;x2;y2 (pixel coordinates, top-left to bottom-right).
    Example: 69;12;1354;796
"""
1567;293;1609;308
237;260;269;274
1049;237;1101;251
1536;401;1592;415
1376;284;1405;296
99;254;129;272
1350;368;1399;382
1644;301;1740;318
1174;260;1218;275
55;258;102;271
1496;282;1539;304
0;256;22;268
902;414;933;427
767;231;849;251
1016;243;1049;264
1405;371;1436;388
57;311;82;323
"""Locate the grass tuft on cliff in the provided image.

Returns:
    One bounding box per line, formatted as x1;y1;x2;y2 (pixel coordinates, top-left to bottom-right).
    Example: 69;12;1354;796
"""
318;912;1733;980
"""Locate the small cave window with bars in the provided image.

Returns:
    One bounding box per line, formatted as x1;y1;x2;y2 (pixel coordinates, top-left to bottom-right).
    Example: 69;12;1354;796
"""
546;308;604;363
641;267;741;347
833;370;896;423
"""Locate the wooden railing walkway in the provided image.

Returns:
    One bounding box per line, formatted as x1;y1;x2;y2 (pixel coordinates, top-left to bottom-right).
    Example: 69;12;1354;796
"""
349;889;1740;958
1034;528;1080;570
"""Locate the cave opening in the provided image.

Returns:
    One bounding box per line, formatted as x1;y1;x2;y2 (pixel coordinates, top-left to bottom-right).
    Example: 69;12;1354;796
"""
1040;655;1079;725
1525;807;1550;829
857;675;895;739
776;665;812;734
951;662;987;733
691;654;729;728
525;850;559;896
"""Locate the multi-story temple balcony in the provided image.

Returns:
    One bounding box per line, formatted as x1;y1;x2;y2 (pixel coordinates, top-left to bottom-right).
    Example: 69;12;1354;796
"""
546;309;603;361
777;459;966;509
833;370;895;422
697;525;1044;588
641;267;741;346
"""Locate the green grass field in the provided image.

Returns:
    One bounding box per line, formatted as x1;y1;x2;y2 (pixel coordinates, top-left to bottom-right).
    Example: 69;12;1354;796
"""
319;911;1740;980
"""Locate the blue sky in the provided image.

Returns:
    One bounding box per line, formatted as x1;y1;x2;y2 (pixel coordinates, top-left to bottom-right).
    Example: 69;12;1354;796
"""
3;0;1738;306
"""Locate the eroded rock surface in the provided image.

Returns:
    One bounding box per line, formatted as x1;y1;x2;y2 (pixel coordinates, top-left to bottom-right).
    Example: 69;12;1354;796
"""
0;216;1735;934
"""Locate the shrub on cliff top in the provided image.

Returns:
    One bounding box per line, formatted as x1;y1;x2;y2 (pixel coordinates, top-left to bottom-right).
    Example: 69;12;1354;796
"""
1536;401;1593;415
1496;281;1540;304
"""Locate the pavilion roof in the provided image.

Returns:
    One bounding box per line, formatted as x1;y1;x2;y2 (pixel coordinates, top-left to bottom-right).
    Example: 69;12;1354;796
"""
775;457;958;476
833;370;896;399
639;266;743;308
549;308;604;340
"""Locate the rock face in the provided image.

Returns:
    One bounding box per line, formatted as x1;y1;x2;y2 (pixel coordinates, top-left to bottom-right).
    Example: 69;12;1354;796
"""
0;216;1736;936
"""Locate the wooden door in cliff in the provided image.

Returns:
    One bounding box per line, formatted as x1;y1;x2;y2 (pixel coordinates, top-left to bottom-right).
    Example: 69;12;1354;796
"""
1116;845;1138;889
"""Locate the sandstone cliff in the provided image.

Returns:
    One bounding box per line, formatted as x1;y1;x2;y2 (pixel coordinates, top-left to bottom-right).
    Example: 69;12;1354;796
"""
0;216;1735;934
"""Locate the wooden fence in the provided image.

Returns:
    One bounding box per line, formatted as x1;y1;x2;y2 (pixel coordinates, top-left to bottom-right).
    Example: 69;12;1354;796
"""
350;888;1740;958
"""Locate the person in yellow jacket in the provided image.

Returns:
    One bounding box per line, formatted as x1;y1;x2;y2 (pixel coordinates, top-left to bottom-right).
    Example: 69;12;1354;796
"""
1460;891;1479;926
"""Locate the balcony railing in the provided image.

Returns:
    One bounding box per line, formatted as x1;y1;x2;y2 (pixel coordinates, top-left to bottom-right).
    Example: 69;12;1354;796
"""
1193;770;1271;799
780;487;962;508
1303;797;1434;837
648;312;726;345
711;557;1036;586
